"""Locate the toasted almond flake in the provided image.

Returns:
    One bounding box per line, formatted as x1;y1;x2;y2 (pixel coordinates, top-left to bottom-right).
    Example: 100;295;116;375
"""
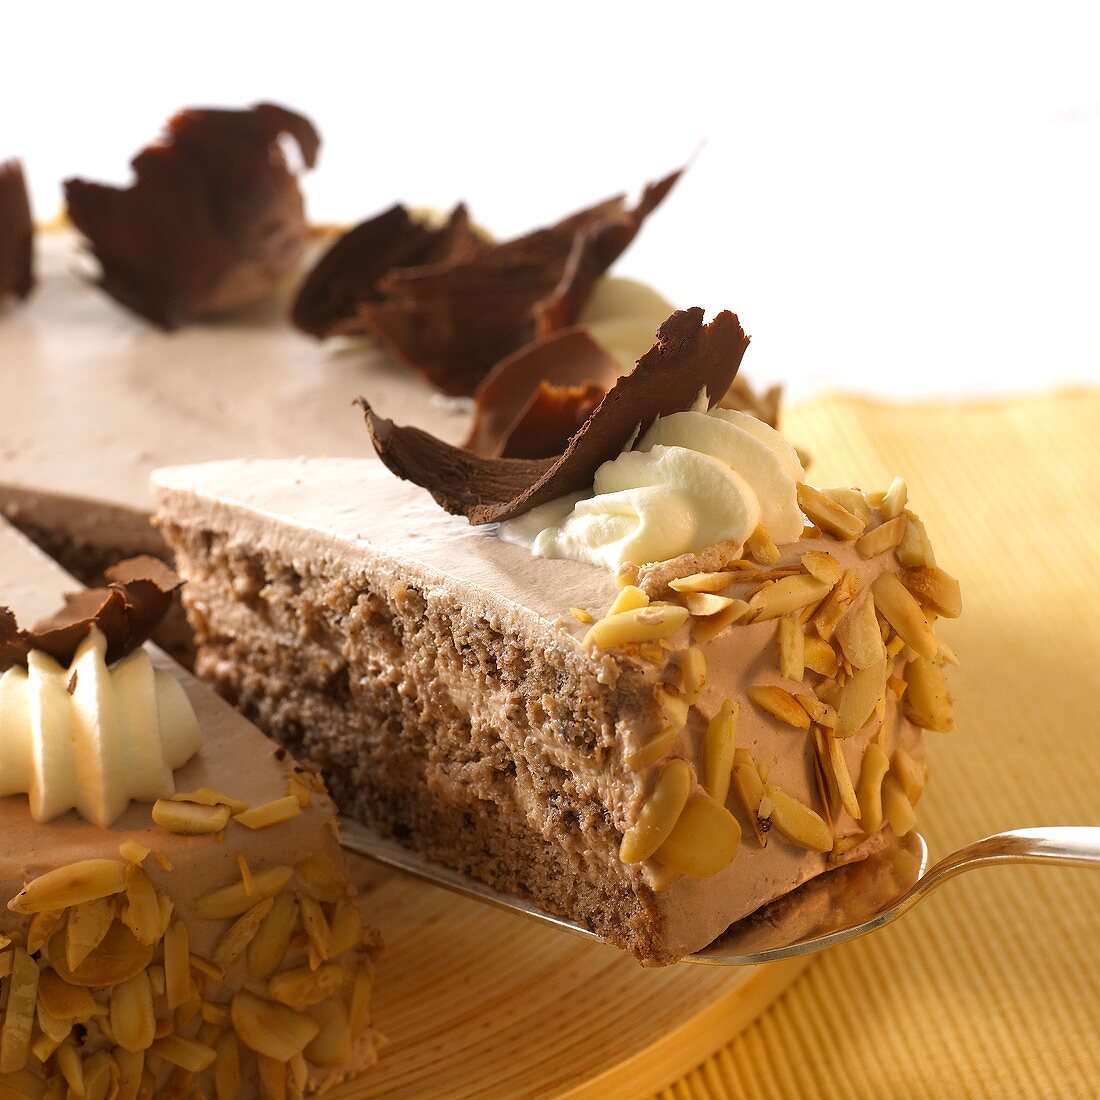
197;866;295;922
904;656;955;731
110;971;156;1053
237;855;255;897
745;525;780;566
730;749;769;846
329;901;364;957
811;730;837;830
625;727;676;771
683;592;738;618
9;859;126;915
231;990;319;1062
856;514;909;559
121;865;163;947
823;487;874;525
163;919;192;1010
0;948;38;1073
857;743;891;832
295;855;346;904
801;552;843;585
202;1000;231;1026
55;1040;83;1094
797;484;866;540
900;566;963;618
678;647;706;704
257;1052;288;1100
37;970;97;1024
268;961;349;1010
836;657;888;738
170;787;250;815
881;775;917;836
234;796;302;831
837;591;887;670
702;700;739;803
748;575;833;623
606;584;649;616
214;897;276;972
896;510;936;568
881;476;908;520
871;572;938;661
748;684;811;729
152;850;173;873
638;642;666;662
118;841;151;867
812;569;857;640
654;794;741;877
891;746;928;804
777;617;805;682
654;684;689;732
763;785;833;852
888;674;908;699
26;910;64;955
825;732;861;818
568;607;593;624
935;639;960;666
213;1031;242;1100
297;895;333;965
619;759;693;864
152;799;231;836
796;692;838;728
583;603;689;650
803;635;839;678
286;771;314;809
150;1034;217;1074
669;571;737;594
691;599;750;645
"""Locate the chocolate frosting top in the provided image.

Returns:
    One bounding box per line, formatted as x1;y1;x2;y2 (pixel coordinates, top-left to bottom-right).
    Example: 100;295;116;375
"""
359;307;750;524
294;168;681;396
0;159;34;302
65;102;320;329
0;556;183;672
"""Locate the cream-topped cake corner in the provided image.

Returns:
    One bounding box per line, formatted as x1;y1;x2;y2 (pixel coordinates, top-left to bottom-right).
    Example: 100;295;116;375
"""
0;517;380;1097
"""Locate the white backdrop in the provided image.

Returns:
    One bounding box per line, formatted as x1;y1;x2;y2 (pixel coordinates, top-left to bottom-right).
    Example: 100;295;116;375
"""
5;1;1100;399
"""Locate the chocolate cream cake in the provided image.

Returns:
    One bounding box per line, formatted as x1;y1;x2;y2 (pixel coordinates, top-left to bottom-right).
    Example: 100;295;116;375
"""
154;310;961;964
0;517;379;1096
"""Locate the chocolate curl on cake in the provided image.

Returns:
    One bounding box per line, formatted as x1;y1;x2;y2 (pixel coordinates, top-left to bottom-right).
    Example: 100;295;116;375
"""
463;328;623;459
64;102;320;329
0;556;183;671
291;204;483;337
359;307;750;524
297;168;682;396
0;159;34;302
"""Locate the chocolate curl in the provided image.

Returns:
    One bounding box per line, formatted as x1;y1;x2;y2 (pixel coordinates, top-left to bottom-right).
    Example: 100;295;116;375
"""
291;203;483;337
295;167;682;396
65;102;320;329
0;159;34;302
463;328;622;459
359;307;750;525
0;556;184;672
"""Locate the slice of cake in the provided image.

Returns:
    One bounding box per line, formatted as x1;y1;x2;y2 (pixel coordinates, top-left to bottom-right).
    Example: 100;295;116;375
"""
0;518;379;1096
153;310;960;965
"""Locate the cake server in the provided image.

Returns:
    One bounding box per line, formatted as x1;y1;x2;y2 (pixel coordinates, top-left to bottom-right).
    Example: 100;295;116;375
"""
339;820;1100;965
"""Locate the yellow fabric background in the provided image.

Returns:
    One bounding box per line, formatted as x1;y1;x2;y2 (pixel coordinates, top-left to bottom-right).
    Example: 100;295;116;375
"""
656;390;1100;1100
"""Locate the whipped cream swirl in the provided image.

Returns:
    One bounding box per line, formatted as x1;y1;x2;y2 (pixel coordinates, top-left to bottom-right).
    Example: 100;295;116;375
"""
0;628;201;827
501;406;805;572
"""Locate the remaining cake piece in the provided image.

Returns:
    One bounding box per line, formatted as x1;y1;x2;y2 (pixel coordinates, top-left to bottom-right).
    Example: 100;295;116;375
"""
0;518;379;1097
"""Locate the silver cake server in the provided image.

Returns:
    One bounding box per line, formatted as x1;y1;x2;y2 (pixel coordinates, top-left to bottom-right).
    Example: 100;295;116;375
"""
339;819;1100;965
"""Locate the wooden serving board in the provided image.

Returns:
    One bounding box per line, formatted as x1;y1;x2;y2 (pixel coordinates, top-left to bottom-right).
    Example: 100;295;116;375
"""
330;857;809;1100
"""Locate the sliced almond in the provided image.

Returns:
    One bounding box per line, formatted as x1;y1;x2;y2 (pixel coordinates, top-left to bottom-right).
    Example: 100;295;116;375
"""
152;799;231;835
583;604;689;650
797;484;866;540
904;656;955;732
857;743;891;832
826;732;861;819
896;510;936;567
777;617;805;682
170;787;250;815
812;569;857;640
654;794;741;877
606;584;649;616
871;572;938;660
8;859;126;915
197;866;294;921
678;647;706;704
654;684;689;731
0;948;38;1073
881;775;917;836
856;514;908;559
730;749;768;847
233;796;302;831
163;918;192;1010
836;657;888;738
749;575;833;622
800;551;843;585
247;893;300;981
803;635;840;677
231;990;319;1062
268;962;349;1010
836;591;887;670
214;898;276;972
624;727;676;771
748;684;811;729
683;592;738;617
745;525;780;566
880;476;908;520
121;864;164;947
702;700;739;803
900;566;963;618
669;571;737;594
619;759;693;864
110;970;156;1053
691;599;750;645
151;1035;217;1073
762;785;832;852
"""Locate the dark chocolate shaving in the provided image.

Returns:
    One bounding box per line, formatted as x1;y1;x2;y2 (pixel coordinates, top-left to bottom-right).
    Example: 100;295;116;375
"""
295;168;681;396
292;204;483;337
65;102;320;329
463;328;622;459
0;556;183;672
360;307;750;524
0;159;34;302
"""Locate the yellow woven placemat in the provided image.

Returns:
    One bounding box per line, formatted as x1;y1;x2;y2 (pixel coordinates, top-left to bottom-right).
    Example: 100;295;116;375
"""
656;389;1100;1100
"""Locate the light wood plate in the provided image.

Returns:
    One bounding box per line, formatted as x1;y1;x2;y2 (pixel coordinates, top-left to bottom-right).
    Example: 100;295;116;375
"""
329;857;810;1100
